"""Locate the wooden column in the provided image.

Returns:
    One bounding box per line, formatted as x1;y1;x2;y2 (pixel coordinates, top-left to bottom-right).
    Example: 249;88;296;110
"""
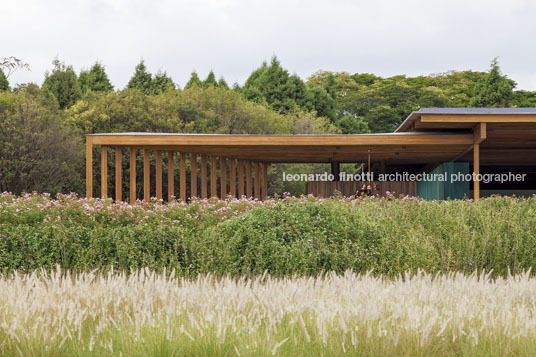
115;147;122;201
168;152;174;201
191;153;197;198
220;157;227;199
229;159;236;198
143;149;150;201
262;162;268;200
180;152;186;202
200;154;207;199
155;150;162;200
473;123;486;202
473;143;480;201
129;147;136;203
86;137;93;199
254;161;261;199
101;146;108;198
246;160;253;198
210;156;217;198
237;160;244;198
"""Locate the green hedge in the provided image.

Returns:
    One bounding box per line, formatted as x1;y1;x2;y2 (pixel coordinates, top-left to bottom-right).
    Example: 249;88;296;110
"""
1;194;536;276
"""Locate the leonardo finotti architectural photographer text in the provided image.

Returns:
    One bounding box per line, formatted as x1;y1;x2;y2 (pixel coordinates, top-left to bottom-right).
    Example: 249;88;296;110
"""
283;172;527;184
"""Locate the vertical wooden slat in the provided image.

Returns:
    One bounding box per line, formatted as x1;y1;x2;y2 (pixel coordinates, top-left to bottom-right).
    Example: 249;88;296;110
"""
190;153;197;198
155;150;162;200
210;156;217;198
180;152;186;202
262;162;268;200
168;151;174;201
229;159;236;198
101;146;108;198
246;160;252;198
129;147;136;203
254;161;261;199
115;147;122;201
473;143;480;201
143;149;150;202
220;157;227;199
86;137;93;199
200;154;207;199
238;160;244;198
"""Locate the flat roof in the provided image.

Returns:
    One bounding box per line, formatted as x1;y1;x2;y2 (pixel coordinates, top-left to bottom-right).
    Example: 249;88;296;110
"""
396;107;536;132
85;108;536;164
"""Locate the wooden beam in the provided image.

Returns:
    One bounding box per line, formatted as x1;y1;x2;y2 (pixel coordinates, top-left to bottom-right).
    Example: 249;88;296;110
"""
421;114;536;123
190;153;197;198
220;157;227;199
86;136;93;199
115;147;122;201
180;152;186;202
89;133;475;146
101;146;108;198
473;143;480;201
129;147;136;203
155;150;162;200
143;149;150;202
210;156;217;198
237;160;244;198
474;122;487;144
168;151;174;201
229;159;236;198
262;162;268;200
246;160;252;198
254;161;261;199
200;154;207;199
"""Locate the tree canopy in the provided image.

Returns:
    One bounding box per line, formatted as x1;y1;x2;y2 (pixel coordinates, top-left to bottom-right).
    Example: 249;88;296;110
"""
242;57;336;123
79;62;114;94
0;68;8;91
470;58;516;107
42;59;82;109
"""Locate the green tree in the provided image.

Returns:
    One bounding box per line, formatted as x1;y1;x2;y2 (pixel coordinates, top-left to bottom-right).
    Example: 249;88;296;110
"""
470;58;516;107
42;59;82;109
127;60;152;94
242;56;335;120
202;70;218;87
218;77;229;89
0;89;83;194
150;71;175;95
79;62;114;94
0;68;8;91
185;71;202;89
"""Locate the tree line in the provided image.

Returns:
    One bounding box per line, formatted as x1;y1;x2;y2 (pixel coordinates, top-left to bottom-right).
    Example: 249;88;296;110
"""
0;56;534;195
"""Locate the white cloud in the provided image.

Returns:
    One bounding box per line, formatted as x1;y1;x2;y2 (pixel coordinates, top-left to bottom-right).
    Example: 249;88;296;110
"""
1;0;535;90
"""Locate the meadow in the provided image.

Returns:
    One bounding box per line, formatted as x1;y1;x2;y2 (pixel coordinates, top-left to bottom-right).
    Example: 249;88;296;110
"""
2;192;536;355
1;268;536;356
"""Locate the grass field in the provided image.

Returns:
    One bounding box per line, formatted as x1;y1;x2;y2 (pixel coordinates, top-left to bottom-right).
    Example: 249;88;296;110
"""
1;268;536;356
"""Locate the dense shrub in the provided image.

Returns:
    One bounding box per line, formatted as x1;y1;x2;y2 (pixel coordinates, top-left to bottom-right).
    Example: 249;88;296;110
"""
1;192;536;276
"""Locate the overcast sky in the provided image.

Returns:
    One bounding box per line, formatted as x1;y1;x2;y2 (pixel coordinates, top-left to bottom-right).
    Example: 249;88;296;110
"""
2;0;536;90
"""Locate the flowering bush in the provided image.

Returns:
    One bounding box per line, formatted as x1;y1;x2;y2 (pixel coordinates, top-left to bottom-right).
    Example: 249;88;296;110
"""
1;191;536;276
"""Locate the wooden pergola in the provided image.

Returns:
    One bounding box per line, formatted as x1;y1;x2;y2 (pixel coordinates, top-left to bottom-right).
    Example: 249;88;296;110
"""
85;108;536;202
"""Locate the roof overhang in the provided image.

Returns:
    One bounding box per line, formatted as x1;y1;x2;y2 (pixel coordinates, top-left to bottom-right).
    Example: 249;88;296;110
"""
86;132;474;164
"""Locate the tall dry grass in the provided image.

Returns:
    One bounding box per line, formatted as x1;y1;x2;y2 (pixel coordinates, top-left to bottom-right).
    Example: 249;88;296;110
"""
1;268;536;356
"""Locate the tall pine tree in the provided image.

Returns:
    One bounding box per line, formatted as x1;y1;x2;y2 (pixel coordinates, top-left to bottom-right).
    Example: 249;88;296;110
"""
79;62;114;94
470;58;516;107
185;71;202;89
127;60;152;94
42;58;82;109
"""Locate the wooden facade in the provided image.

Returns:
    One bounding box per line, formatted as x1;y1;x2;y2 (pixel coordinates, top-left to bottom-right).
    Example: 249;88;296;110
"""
85;109;536;202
